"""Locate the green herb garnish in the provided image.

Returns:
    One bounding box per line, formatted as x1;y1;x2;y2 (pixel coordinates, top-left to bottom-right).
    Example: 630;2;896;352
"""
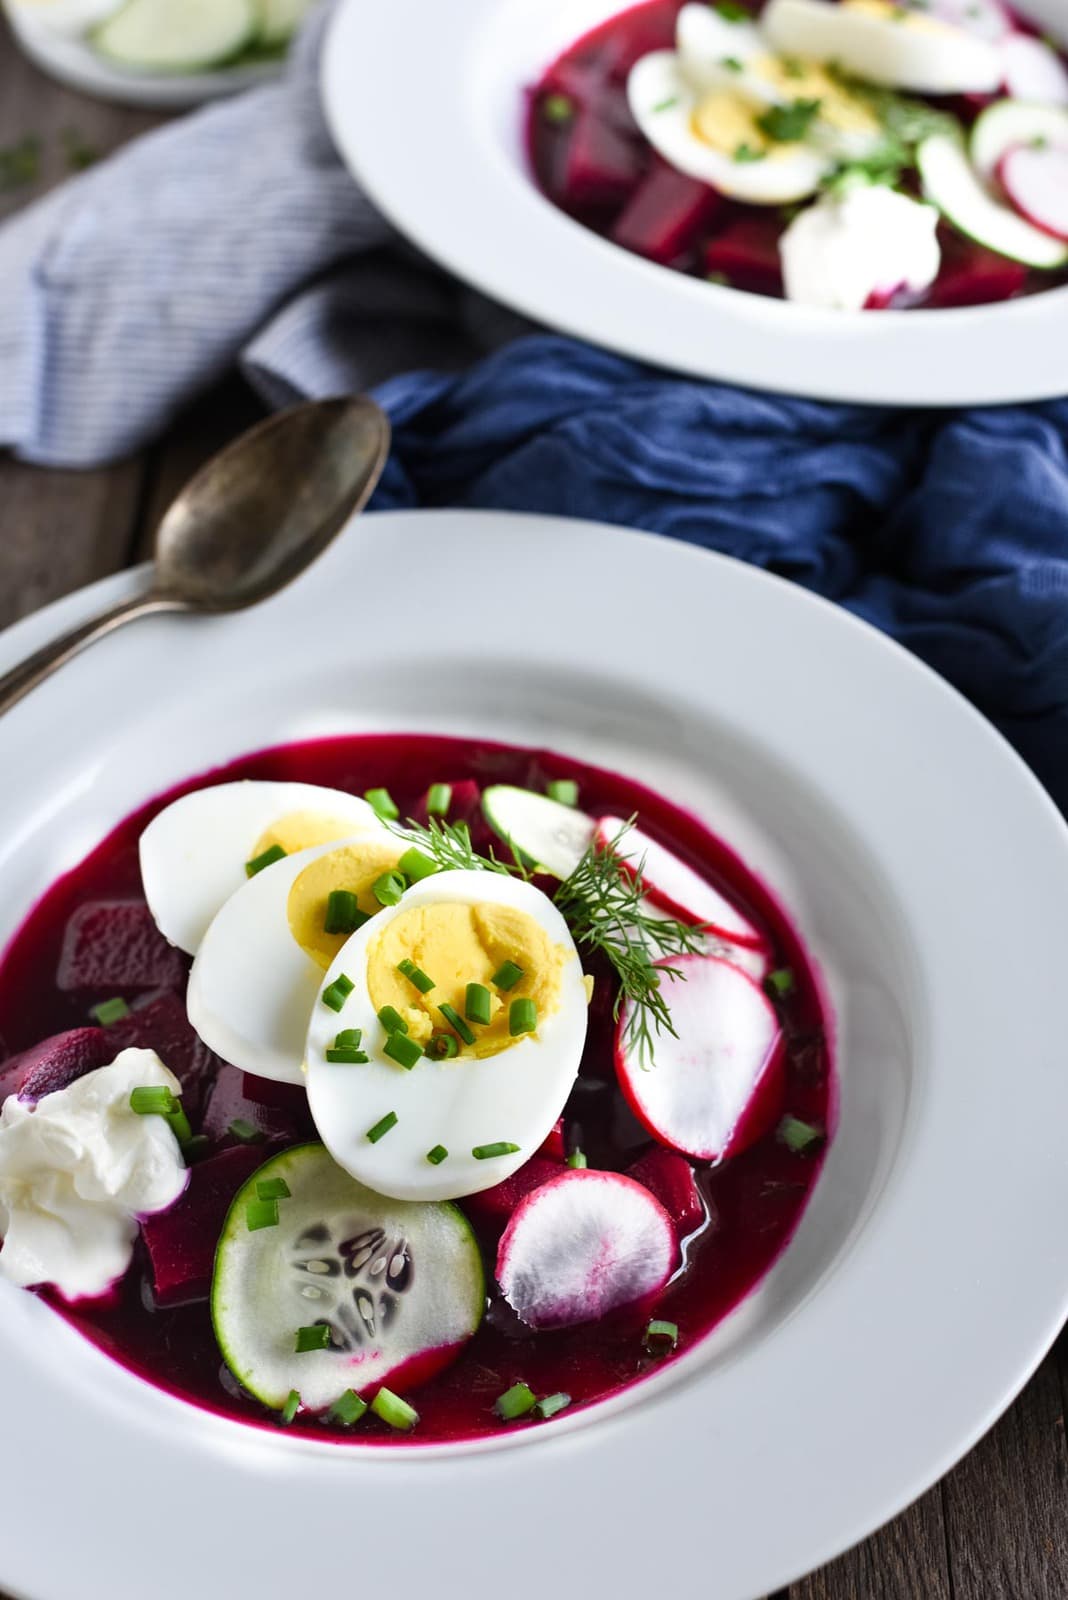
495;1382;538;1421
295;1324;332;1353
246;1198;280;1232
246;844;287;878
567;1149;588;1169
426;1144;449;1165
542;93;574;125
280;1389;301;1424
322;974;355;1012
397;846;439;884
733;142;766;163
778;1115;825;1154
509;997;538;1036
228;1117;265;1144
427;1033;459;1060
473;1142;521;1160
371;1388;419;1430
90;996;129;1026
547;778;580;807
757;98;821;143
384;1033;422;1071
652;96;680;113
643;1319;679;1355
492;960;524;991
426;783;452;815
324;890;366;936
364;787;399;821
533;1392;571;1420
465;982;493;1026
439;1003;476;1046
712;0;750;18
328;1389;368;1426
398;958;435;994
366;1111;399;1143
257;1178;291;1201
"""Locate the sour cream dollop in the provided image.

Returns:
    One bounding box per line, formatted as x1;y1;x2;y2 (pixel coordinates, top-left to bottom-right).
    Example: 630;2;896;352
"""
780;183;941;311
0;1049;188;1301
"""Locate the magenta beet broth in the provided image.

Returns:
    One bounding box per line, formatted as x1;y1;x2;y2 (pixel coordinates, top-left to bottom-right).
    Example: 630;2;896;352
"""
0;734;832;1445
527;0;1068;309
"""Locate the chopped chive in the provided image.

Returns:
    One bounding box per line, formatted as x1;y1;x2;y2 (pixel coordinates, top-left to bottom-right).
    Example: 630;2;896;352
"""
294;1324;332;1353
328;1389;368;1426
280;1389;301;1424
714;0;750;17
324;890;367;936
427;1033;459;1061
129;1085;176;1116
652;95;680;112
643;1319;679;1355
181;1134;212;1164
426;1144;449;1165
533;1392;571;1420
335;1028;363;1049
366;1111;398;1144
509;997;537;1036
246;1197;280;1231
371;1387;419;1431
398;958;435;994
90;996;129;1026
384;1033;422;1071
257;1177;291;1202
547;778;579;806
426;783;452;815
492;960;524;991
364;787;399;821
322;974;355;1012
378;1005;409;1035
326;1047;369;1064
733;141;766;163
398;846;439;884
373;869;407;907
246;843;287;878
567;1149;588;1169
439;1003;475;1047
766;967;795;997
777;1114;824;1154
720;53;743;70
494;1382;537;1421
465;982;493;1027
473;1141;521;1160
166;1104;193;1146
541;92;573;124
228;1117;265;1144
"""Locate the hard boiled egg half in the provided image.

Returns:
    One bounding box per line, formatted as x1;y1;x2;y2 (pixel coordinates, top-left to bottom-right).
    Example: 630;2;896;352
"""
762;0;1003;94
140;781;380;955
306;871;588;1202
187;827;408;1085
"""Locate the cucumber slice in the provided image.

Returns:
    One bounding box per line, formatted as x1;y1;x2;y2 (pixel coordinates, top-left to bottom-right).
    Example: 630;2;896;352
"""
211;1143;485;1412
481;785;596;879
257;0;313;48
917;133;1068;269
92;0;258;74
970;100;1068;182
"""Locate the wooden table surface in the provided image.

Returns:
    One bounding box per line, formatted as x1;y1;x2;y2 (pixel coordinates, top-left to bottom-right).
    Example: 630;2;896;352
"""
2;16;1067;1600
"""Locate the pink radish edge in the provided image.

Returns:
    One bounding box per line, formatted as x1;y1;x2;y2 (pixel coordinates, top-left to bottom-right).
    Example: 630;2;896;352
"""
594;815;767;950
997;144;1068;243
496;1169;676;1331
615;952;785;1163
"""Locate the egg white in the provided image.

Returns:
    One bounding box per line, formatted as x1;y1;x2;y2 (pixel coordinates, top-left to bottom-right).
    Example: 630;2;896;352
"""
762;0;1003;93
140;781;380;956
305;871;589;1203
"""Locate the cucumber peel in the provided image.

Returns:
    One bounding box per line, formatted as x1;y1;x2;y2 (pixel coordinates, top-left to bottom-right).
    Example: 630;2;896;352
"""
211;1143;485;1412
92;0;259;74
970;100;1068;182
917;133;1068;270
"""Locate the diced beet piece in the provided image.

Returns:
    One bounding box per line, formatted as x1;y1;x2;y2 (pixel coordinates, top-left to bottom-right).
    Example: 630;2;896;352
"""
57;900;187;994
557;111;644;210
141;1144;267;1306
612;161;725;265
410;778;482;828
462;1155;562;1238
705;218;785;297
0;1027;111;1104
201;1065;313;1146
927;231;1029;307
627;1147;705;1240
108;992;221;1120
538;1117;566;1161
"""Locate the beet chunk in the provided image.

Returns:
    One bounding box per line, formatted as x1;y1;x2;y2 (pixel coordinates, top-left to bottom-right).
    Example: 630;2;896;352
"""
142;1145;268;1307
557;111;644;210
0;1027;111;1104
58;901;187;993
537;1117;566;1162
108;992;221;1120
613;161;724;265
704;218;785;297
201;1065;313;1147
927;231;1029;308
462;1155;562;1239
627;1147;705;1240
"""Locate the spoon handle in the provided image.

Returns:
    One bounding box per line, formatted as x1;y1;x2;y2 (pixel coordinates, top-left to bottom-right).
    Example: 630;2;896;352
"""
0;591;187;718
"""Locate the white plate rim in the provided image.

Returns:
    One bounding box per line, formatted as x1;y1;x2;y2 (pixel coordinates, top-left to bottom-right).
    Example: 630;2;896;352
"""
0;509;1067;1600
320;0;1068;407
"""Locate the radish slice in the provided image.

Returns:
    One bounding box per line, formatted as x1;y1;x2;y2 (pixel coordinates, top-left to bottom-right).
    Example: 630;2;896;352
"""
595;817;765;950
1002;33;1068;105
497;1169;675;1330
971;100;1068;180
999;143;1068;240
616;954;784;1162
925;0;1011;40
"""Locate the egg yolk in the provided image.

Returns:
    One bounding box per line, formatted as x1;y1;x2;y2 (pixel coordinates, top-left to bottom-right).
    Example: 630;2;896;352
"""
251;810;371;860
368;902;568;1059
749;55;880;140
841;0;958;35
287;839;407;969
693;89;782;159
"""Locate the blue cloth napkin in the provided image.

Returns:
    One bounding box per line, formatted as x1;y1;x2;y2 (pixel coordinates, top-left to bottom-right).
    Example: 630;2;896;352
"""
0;8;1065;815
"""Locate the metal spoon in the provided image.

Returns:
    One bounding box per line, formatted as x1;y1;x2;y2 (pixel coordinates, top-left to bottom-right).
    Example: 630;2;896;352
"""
0;396;391;717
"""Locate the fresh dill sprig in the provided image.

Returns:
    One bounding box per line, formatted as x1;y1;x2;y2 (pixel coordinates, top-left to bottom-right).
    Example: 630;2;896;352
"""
554;818;704;1070
387;815;528;879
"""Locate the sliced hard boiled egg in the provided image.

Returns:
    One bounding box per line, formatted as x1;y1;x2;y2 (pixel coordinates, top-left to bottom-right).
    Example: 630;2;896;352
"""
762;0;1003;93
676;1;765;90
305;871;588;1203
628;49;831;203
140;781;380;955
187;831;406;1085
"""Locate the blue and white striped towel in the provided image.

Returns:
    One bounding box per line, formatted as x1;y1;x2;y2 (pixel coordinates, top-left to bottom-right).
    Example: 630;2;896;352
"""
0;3;527;467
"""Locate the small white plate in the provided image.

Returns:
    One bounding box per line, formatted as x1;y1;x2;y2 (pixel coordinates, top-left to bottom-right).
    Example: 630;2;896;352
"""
1;510;1068;1600
4;4;283;109
322;0;1068;406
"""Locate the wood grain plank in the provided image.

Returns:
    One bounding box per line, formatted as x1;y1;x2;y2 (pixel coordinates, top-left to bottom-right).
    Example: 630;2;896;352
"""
788;1487;951;1600
942;1348;1068;1600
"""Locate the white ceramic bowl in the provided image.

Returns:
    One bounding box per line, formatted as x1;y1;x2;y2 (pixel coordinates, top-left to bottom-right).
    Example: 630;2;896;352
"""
322;0;1068;405
1;510;1068;1600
